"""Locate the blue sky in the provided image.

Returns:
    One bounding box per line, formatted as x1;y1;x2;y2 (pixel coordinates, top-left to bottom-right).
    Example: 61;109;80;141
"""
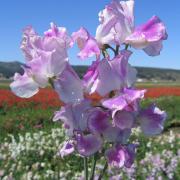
0;0;180;69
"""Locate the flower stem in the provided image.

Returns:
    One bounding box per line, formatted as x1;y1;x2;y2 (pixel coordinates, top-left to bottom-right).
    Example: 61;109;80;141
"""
98;161;108;180
115;45;120;56
90;154;98;180
84;157;88;180
125;44;129;50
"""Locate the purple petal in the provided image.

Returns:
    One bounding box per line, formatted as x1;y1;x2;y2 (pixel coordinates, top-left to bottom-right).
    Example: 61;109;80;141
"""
143;40;163;56
72;27;100;60
53;100;91;136
102;88;146;111
105;144;136;168
20;26;42;61
105;145;126;168
83;51;136;96
103;127;131;144
76;134;102;156
54;64;84;104
10;72;39;98
96;0;134;45
78;38;100;60
113;110;134;130
124;144;136;168
139;104;167;136
44;22;73;49
26;50;68;88
88;108;110;134
126;16;167;56
58;141;74;158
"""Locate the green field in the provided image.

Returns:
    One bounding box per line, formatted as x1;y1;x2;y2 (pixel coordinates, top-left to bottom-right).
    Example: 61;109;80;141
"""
0;94;180;179
0;80;180;179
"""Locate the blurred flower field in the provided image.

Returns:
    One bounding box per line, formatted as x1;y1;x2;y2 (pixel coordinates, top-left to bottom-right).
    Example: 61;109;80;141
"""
0;86;180;179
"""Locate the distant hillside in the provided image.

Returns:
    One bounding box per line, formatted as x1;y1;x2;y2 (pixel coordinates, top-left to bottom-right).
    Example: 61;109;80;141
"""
0;61;180;82
0;61;24;78
73;65;180;82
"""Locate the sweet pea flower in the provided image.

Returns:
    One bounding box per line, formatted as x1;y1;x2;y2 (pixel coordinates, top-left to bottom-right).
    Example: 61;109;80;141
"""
21;26;42;61
113;110;135;130
124;144;136;168
58;141;74;158
83;50;137;96
72;27;100;59
10;51;68;98
11;23;73;98
10;70;39;98
105;144;136;168
125;16;167;56
10;0;168;175
96;0;134;46
21;22;72;61
102;88;145;130
105;145;125;168
139;104;167;136
43;22;73;58
53;64;84;103
76;134;102;156
102;88;146;112
103;127;131;144
53;100;91;136
87;107;110;134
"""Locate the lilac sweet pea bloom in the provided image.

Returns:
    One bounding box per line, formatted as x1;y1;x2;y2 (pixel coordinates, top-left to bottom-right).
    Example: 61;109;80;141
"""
53;64;84;103
20;26;42;61
83;50;137;96
102;88;146;112
10;51;68;98
76;134;102;156
72;27;100;59
58;141;74;158
10;71;39;98
113;110;134;130
139;104;167;136
126;16;167;56
102;88;145;130
21;22;72;61
105;144;136;168
53;100;91;136
43;22;73;59
11;23;73;98
103;127;131;144
96;0;134;46
87;107;110;134
105;145;126;168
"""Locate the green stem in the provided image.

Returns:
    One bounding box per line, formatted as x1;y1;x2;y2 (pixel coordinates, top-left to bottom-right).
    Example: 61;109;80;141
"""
90;154;98;180
84;157;88;180
98;161;108;180
125;44;129;50
115;45;120;56
102;50;109;59
48;78;55;89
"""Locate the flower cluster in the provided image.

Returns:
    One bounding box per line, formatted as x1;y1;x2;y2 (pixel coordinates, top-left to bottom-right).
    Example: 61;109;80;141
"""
10;0;168;177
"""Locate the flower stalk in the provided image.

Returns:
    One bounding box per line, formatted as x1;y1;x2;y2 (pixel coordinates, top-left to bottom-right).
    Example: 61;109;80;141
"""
84;157;88;180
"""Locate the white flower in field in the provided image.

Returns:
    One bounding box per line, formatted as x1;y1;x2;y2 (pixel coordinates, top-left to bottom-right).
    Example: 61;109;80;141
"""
147;142;152;148
40;150;44;156
33;174;41;180
40;162;45;167
168;130;175;144
0;154;5;160
0;170;4;177
160;141;164;145
131;127;141;136
26;172;33;180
